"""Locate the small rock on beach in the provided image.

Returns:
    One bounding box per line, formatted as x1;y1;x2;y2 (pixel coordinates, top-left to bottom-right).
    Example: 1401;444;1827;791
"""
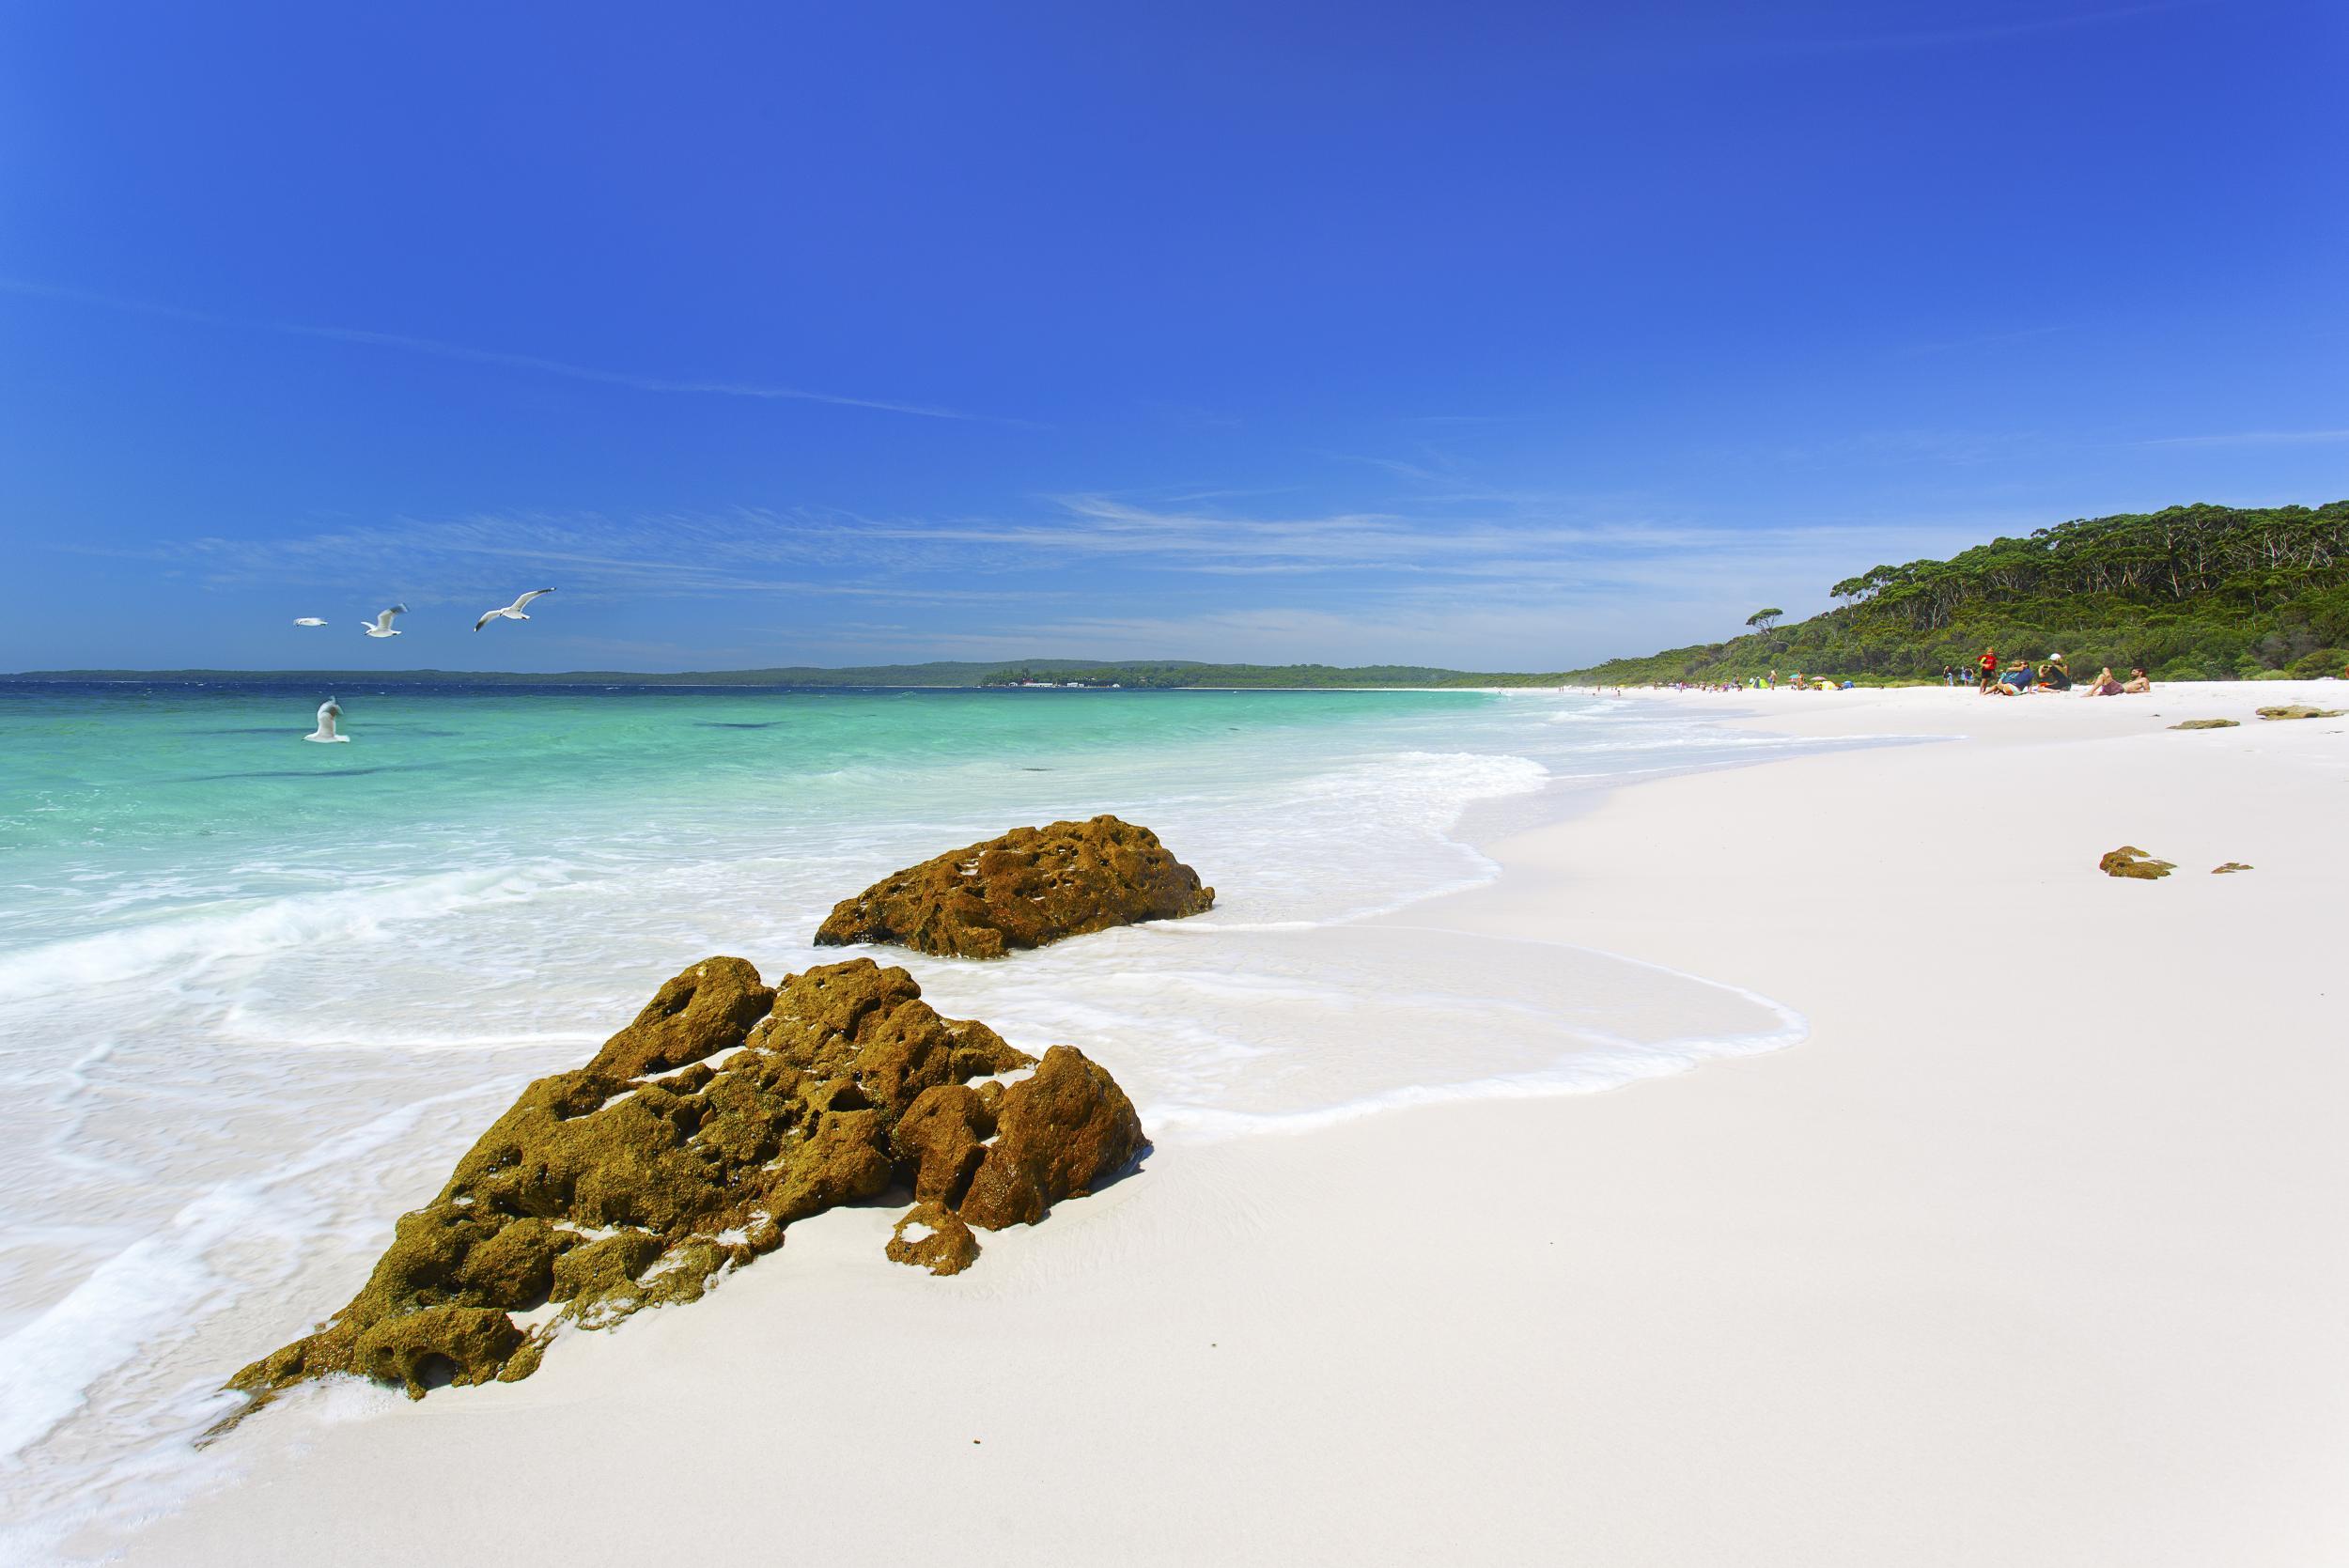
2098;846;2175;879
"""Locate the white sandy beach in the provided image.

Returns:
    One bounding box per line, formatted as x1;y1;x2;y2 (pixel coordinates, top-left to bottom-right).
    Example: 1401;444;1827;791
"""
82;681;2349;1567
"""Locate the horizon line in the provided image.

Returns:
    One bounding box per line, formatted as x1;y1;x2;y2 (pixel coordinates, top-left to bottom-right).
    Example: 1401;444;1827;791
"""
0;656;1566;683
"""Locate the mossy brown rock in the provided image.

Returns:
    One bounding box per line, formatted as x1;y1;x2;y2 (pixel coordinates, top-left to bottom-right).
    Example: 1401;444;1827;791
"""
226;956;1143;1416
2169;718;2239;730
886;1202;980;1275
2212;862;2255;875
2256;705;2345;720
813;815;1214;960
2098;846;2175;879
960;1046;1147;1229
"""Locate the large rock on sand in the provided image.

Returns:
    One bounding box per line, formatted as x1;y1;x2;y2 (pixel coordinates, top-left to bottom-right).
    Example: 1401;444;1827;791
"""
226;957;1143;1412
2256;705;2345;721
813;815;1214;960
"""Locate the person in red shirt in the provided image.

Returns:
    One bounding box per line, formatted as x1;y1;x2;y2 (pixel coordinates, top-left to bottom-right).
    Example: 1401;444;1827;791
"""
1977;646;1999;691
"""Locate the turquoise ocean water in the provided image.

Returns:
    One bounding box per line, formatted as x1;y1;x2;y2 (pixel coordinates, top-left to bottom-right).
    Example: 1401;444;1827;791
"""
0;680;1831;1551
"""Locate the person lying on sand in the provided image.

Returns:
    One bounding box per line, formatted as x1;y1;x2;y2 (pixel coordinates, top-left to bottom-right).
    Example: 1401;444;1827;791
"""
2123;668;2153;693
2082;666;2124;696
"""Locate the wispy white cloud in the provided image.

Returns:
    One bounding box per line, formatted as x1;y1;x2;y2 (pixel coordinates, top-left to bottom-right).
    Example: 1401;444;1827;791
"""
29;486;1998;668
0;276;1007;424
1316;451;1447;484
1772;1;2204;56
2139;428;2349;448
1898;323;2074;356
76;513;1065;608
1735;427;2036;469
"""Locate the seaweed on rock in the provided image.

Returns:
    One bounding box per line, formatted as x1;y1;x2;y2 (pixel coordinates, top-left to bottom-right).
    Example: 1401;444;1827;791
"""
226;955;1143;1416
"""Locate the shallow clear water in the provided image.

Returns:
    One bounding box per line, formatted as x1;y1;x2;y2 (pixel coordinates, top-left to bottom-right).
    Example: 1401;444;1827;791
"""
0;680;1834;1550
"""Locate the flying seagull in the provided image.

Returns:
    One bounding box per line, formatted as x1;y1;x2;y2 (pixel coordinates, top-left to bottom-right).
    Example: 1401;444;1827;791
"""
361;605;407;638
303;698;349;743
293;617;328;627
474;588;555;631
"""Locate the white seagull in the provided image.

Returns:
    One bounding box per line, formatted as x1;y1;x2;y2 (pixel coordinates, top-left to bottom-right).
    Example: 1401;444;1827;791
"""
293;617;328;627
474;588;555;632
303;698;350;743
361;605;407;638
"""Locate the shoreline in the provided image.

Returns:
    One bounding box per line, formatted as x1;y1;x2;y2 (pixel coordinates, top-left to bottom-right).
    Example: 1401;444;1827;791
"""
63;681;2349;1565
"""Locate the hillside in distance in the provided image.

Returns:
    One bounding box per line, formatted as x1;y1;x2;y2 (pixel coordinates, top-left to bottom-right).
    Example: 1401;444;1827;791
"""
1562;501;2349;685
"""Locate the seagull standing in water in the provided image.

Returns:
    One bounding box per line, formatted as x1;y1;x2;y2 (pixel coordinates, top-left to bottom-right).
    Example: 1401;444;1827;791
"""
474;588;555;631
303;698;350;743
361;605;407;638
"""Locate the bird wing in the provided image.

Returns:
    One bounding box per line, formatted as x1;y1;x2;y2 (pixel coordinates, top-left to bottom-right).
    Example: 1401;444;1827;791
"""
515;588;556;610
474;610;495;631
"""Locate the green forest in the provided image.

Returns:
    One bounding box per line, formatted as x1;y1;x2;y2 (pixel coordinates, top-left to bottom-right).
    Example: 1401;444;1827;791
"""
1558;501;2349;686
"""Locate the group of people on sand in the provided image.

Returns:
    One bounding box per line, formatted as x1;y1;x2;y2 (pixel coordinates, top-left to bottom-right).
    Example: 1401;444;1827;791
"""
1963;647;2150;697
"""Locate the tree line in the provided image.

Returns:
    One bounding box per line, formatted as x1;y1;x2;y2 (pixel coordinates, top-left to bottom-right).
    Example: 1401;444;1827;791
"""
1563;501;2349;686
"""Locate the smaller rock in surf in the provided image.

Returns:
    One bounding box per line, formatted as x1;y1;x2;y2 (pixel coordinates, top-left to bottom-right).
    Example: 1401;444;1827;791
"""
814;815;1214;960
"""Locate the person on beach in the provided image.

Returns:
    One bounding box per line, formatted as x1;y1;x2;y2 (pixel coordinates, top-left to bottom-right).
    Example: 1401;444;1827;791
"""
1977;646;1999;691
2123;668;2153;692
1983;660;2033;695
2037;661;2072;691
2082;666;2124;696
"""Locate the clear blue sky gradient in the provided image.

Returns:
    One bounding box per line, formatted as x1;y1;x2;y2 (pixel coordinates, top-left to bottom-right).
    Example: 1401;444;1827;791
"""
3;0;2342;672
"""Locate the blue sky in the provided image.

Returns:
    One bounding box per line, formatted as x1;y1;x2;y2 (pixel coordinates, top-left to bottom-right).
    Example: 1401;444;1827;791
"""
2;0;2342;673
